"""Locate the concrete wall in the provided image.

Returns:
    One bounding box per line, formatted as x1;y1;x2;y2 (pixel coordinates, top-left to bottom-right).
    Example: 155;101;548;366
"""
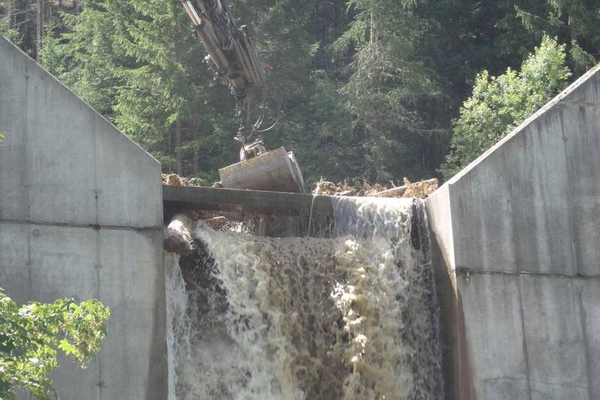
427;64;600;400
0;36;167;399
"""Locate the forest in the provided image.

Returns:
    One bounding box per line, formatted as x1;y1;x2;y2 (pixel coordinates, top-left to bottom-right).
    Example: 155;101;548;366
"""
1;0;598;186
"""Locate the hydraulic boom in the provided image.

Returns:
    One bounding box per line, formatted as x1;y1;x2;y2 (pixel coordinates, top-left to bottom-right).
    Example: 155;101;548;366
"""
179;0;267;158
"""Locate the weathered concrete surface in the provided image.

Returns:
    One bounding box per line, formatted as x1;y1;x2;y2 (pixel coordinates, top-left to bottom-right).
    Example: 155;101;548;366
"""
163;185;337;237
427;64;600;399
0;35;167;399
163;185;330;216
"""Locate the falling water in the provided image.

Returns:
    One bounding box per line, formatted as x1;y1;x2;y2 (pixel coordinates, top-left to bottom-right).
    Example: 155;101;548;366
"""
167;197;442;400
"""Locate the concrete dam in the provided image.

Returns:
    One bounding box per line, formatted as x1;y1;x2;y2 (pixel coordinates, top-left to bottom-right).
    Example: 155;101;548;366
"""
2;34;600;399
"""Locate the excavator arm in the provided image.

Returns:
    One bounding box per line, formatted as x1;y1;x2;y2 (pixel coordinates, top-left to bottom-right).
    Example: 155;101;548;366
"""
179;0;266;154
178;0;305;192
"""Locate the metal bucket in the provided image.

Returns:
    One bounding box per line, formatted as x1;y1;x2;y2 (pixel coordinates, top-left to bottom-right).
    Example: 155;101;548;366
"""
219;147;305;193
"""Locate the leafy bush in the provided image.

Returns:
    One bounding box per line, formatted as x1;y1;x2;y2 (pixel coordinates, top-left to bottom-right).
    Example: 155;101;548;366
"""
0;289;110;400
441;36;571;178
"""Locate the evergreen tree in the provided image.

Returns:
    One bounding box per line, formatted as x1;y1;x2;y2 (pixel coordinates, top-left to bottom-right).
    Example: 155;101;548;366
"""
7;0;597;184
43;0;125;117
333;0;444;182
0;8;21;46
229;0;357;183
43;0;239;180
515;0;599;74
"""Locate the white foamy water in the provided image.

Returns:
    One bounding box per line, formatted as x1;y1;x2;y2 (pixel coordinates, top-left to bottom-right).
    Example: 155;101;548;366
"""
167;197;442;400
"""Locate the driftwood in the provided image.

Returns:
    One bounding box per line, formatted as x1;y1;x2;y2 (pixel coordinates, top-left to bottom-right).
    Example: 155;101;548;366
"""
401;178;439;199
203;216;227;229
164;213;194;255
373;186;408;198
312;177;439;198
372;178;438;199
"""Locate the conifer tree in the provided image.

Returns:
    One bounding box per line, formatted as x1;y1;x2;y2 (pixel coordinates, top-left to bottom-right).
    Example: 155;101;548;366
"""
333;0;443;182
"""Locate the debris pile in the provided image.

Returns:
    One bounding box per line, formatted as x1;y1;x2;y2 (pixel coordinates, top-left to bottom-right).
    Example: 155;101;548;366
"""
162;173;223;188
312;177;438;199
401;178;439;199
162;174;193;186
162;173;439;199
163;174;439;255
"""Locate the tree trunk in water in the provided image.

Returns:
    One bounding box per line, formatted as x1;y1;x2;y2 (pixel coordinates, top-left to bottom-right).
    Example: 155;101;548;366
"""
164;213;194;255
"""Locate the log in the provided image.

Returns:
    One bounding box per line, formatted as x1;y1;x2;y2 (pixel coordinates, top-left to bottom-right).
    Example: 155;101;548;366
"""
203;216;227;229
372;178;439;198
374;186;408;198
402;178;439;198
164;213;194;255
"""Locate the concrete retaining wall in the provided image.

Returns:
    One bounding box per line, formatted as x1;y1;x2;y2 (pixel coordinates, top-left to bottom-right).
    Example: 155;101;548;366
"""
0;36;167;399
427;65;600;399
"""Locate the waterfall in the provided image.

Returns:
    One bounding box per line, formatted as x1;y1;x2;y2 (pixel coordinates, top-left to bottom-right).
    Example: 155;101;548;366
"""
167;196;442;400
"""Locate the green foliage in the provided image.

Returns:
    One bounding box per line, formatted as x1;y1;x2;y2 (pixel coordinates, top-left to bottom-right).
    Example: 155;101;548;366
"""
441;36;571;178
0;289;110;400
515;0;600;74
12;0;598;184
40;0;243;176
333;0;444;182
0;16;21;45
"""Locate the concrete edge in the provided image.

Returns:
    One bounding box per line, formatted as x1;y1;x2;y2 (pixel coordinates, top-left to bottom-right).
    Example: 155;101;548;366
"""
163;185;321;216
445;63;600;186
426;184;475;399
0;35;160;166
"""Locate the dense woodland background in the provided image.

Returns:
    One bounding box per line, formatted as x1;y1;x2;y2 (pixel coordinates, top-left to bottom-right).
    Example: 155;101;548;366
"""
1;0;598;185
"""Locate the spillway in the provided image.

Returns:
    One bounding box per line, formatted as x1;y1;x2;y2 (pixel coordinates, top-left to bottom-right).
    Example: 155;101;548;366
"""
166;197;442;399
4;33;600;400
